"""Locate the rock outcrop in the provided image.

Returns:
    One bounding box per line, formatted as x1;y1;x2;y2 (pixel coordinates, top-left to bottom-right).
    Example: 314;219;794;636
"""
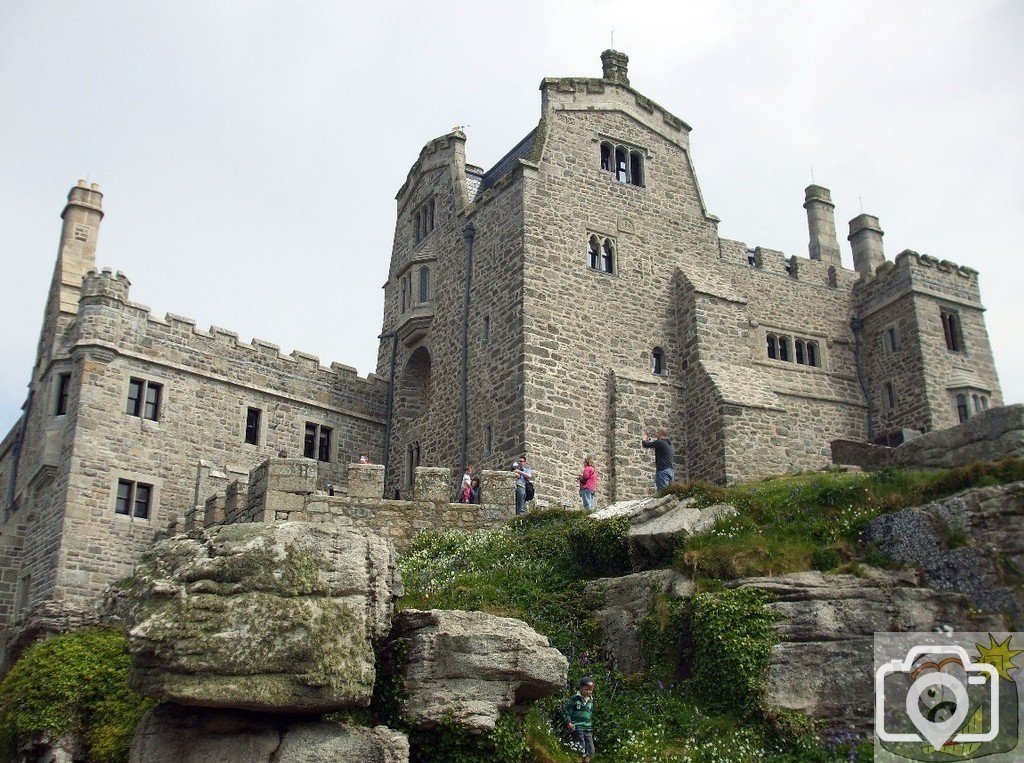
126;522;402;712
381;609;568;732
586;569;693;673
627;501;737;568
734;569;1005;730
129;703;409;763
862;481;1024;622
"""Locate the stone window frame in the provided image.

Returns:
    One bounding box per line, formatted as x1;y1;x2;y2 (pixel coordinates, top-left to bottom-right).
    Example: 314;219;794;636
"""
883;325;899;354
412;197;436;245
485;425;493;456
765;331;823;369
482;315;491;344
52;369;72;416
122;372;168;423
303;421;333;463
652;346;666;376
418;265;431;304
939;307;965;353
951;387;989;423
587;232;617;276
884;382;896;411
109;470;162;522
598;138;646;187
243;405;265;447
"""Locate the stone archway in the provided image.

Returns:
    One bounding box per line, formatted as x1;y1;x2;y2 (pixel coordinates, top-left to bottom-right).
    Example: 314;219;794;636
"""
396;347;432;489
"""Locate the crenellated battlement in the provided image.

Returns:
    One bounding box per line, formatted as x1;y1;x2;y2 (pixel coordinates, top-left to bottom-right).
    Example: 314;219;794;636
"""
854;248;982;314
73;269;384;400
719;239;859;290
541;77;690;135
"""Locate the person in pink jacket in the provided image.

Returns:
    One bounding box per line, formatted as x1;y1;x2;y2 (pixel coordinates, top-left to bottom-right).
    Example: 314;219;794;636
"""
578;457;598;511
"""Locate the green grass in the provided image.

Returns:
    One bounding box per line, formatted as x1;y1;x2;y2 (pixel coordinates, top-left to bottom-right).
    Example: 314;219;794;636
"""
670;458;1024;580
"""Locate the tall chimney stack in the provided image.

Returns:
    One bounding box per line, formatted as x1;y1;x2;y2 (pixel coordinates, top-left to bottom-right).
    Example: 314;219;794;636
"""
849;214;885;277
600;50;629;86
803;185;842;267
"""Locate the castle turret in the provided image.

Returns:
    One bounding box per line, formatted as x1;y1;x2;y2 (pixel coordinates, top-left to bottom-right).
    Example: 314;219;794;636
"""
601;49;629;86
849;213;885;277
34;181;104;369
803;185;842;267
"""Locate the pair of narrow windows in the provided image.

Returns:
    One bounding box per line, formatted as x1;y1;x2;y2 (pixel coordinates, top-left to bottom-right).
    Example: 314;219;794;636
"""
304;422;332;462
588;235;615;274
126;378;162;420
766;334;819;367
940;309;965;352
599;142;644;186
400;267;432;312
413;199;435;243
115;479;151;519
956;393;989;423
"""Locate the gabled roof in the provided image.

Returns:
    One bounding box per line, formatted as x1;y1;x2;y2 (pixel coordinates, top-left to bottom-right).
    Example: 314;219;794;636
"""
476;129;536;195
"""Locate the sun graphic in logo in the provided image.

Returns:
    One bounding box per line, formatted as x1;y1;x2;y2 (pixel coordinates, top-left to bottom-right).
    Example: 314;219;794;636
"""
975;635;1023;682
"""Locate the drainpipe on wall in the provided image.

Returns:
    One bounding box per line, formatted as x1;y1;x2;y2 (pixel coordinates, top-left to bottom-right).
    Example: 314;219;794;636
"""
457;224;476;498
379;331;398;491
850;316;875;442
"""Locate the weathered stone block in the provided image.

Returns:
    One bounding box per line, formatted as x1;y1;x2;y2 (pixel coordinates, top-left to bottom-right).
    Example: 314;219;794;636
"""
127;522;402;713
412;466;451;503
479;469;515;507
347;463;384;499
203;493;226;527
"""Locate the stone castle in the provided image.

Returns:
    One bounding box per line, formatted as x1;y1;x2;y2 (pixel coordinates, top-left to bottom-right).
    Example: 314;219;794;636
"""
0;51;1003;627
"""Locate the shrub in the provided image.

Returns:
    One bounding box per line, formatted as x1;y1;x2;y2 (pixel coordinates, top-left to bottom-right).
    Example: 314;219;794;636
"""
810;546;842;571
690;588;781;719
0;628;153;763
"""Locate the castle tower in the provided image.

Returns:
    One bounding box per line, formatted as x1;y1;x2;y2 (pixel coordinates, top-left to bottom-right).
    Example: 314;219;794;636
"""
34;181;104;369
803;185;842;267
849;213;885;277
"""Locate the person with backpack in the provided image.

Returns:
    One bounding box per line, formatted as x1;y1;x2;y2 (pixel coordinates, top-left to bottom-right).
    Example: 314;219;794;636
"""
511;456;534;515
563;676;596;763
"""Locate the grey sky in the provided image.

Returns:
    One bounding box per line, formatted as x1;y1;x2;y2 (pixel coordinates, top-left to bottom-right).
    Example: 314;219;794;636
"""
2;1;1021;436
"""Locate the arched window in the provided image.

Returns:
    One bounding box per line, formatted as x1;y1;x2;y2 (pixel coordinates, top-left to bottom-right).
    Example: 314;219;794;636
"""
600;142;613;172
941;309;963;352
652;347;664;375
956;394;969;423
807;341;819;367
588;235;600;270
779;336;791;362
615;147;628;183
418;266;431;303
601;239;615;273
795;339;806;365
885;383;896;410
629;151;644;186
766;334;777;360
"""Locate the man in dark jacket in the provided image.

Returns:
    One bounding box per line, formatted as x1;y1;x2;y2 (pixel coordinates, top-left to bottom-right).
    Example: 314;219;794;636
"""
642;427;675;490
563;676;595;762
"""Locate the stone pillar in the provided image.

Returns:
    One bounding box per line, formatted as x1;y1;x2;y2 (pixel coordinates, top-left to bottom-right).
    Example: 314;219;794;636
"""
223;480;247;521
600;49;629;86
203;493;226;528
849;214;885;277
412;467;452;503
803;185;842;266
246;458;316;520
347;464;385;498
479;470;516;508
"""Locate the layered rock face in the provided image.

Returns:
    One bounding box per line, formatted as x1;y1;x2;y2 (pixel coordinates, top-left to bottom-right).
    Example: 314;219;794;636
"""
863;481;1024;622
126;522;402;712
382;609;568;732
734;570;1005;730
130;704;409;763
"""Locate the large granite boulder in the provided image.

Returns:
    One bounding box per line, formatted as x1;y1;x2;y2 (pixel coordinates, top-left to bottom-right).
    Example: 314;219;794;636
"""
734;569;1004;730
627;501;737;568
862;481;1024;622
126;522;402;712
129;703;408;762
382;609;568;732
585;569;694;673
892;404;1024;468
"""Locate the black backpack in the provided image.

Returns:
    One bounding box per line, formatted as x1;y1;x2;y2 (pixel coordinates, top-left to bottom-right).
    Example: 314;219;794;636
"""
524;479;535;501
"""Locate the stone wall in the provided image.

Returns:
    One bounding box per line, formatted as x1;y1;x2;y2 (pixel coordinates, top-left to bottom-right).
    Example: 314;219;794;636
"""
216;458;517;554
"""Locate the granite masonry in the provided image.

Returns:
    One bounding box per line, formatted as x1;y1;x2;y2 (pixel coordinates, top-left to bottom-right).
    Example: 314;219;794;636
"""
0;50;1005;627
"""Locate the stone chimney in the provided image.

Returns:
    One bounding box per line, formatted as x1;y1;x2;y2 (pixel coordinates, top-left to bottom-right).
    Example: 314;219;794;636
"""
803;185;841;267
601;50;629;86
849;214;885;277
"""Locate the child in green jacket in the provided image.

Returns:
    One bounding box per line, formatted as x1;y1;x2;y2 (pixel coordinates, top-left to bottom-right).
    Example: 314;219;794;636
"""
563;676;596;762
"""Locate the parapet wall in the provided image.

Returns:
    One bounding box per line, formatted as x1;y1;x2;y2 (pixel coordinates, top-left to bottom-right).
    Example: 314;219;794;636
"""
76;269;385;415
210;458;520;554
854;250;982;315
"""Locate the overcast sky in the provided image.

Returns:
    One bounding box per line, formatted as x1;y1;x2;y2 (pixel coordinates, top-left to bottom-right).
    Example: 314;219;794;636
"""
1;1;1021;436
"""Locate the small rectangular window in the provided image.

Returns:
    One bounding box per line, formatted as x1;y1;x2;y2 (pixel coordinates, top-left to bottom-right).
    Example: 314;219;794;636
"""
940;309;964;352
126;378;161;420
245;407;262;445
483;315;490;343
304;422;332;462
486;425;493;455
115;479;152;519
885;327;899;354
55;372;71;415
